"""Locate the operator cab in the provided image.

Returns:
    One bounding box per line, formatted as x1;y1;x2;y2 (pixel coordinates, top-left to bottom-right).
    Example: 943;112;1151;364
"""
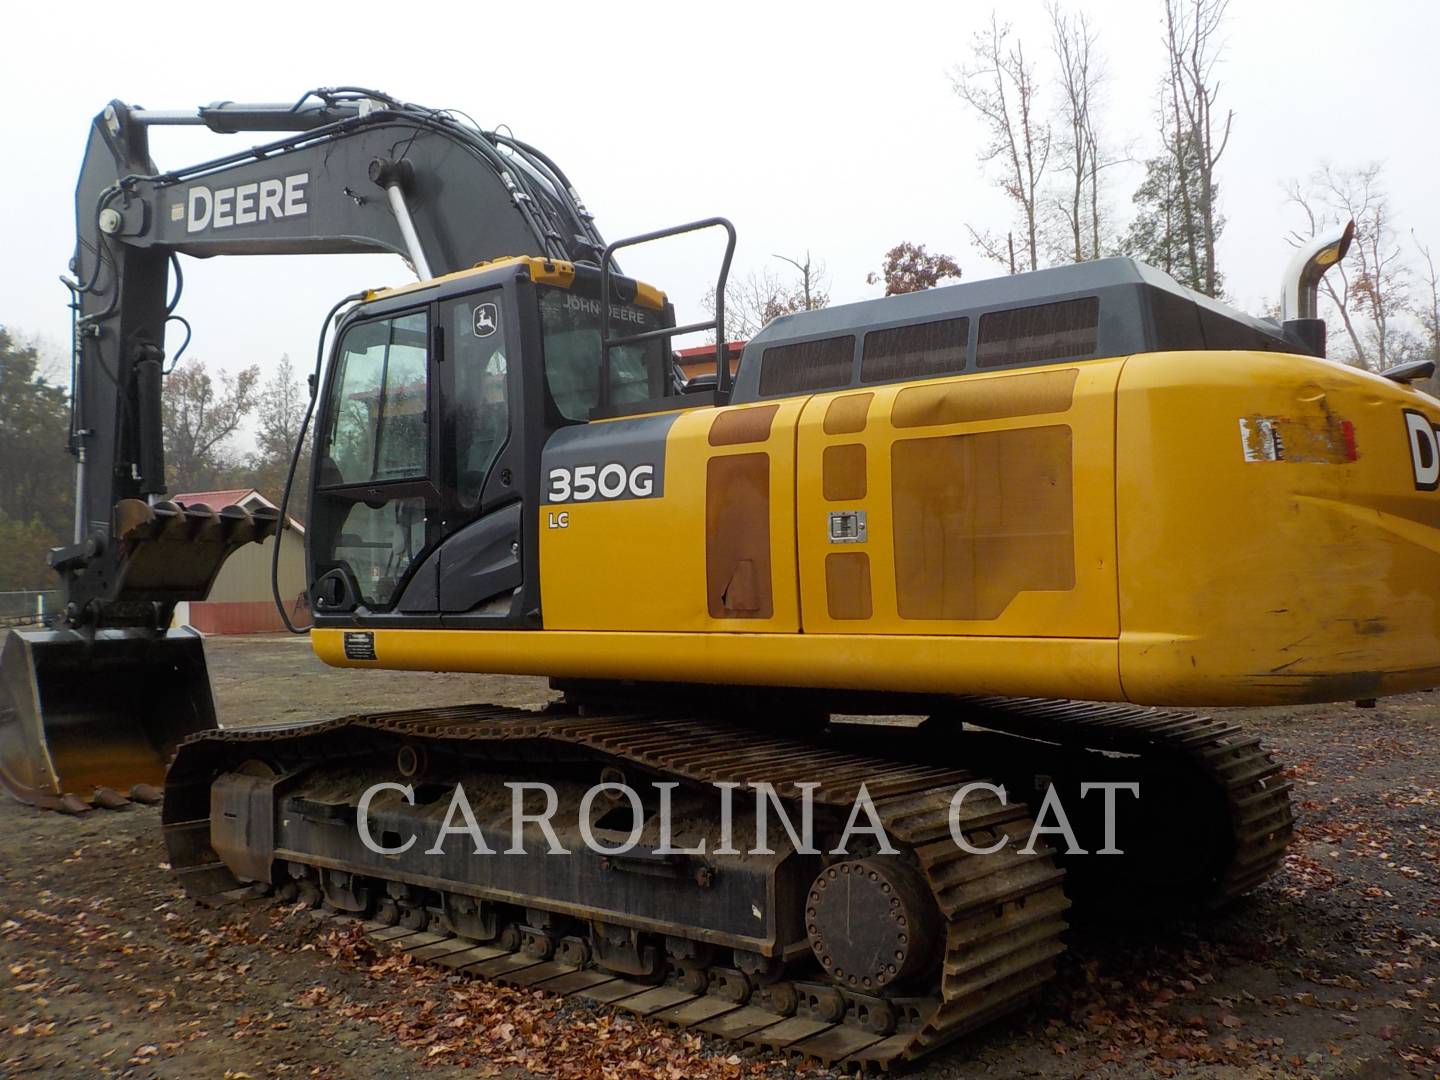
307;256;703;629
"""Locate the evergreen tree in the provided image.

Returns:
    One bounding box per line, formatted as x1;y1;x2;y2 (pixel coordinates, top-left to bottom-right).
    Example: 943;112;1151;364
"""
1121;134;1223;296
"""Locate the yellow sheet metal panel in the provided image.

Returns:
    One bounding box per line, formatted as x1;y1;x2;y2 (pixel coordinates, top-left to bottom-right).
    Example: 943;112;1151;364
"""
794;360;1121;639
1116;351;1440;705
823;392;873;435
705;453;773;618
311;627;1123;701
891;367;1077;427
891;426;1075;621
822;444;867;501
825;552;873;620
538;400;803;632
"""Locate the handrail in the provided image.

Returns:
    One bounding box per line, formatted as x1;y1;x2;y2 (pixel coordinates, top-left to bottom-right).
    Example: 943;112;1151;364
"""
598;217;737;412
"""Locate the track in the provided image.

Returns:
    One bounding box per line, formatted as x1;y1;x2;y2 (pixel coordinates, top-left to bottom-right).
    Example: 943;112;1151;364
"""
942;697;1296;907
162;697;1292;1070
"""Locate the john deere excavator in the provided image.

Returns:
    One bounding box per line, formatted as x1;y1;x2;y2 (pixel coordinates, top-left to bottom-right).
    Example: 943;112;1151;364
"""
5;88;1440;1067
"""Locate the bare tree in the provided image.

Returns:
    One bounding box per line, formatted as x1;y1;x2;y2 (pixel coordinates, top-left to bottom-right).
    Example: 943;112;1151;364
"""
1285;164;1412;371
246;355;311;505
1047;2;1111;262
772;251;828;312
867;242;963;295
162;358;260;491
1161;0;1233;296
1415;231;1440;364
953;13;1051;273
703;255;829;340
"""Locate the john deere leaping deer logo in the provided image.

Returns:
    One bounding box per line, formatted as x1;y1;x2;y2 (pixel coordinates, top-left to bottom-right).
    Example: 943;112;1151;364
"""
473;302;499;338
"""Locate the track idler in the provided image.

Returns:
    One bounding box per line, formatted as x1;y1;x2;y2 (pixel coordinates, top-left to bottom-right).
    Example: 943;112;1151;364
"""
806;857;940;993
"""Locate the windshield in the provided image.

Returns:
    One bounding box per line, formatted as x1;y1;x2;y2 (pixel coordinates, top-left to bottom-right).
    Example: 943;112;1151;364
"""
537;285;668;420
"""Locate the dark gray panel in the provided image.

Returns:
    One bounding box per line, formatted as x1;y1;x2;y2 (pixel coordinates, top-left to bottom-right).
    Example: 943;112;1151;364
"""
437;502;523;613
541;412;679;505
729;257;1297;403
394;549;439;613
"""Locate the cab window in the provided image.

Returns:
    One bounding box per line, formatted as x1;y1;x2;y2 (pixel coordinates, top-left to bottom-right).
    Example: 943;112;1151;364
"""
322;311;429;484
314;309;431;612
442;294;510;509
537;285;666;420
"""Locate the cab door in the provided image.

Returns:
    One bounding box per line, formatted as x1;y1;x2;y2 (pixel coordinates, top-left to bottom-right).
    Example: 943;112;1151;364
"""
308;284;533;627
309;307;442;622
432;287;527;622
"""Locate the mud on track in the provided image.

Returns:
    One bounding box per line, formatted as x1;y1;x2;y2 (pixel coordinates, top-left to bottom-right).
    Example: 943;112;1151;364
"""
1;635;1436;1078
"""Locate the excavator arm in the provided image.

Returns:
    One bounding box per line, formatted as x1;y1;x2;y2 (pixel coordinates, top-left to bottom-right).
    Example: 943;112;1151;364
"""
61;88;608;621
2;88;618;810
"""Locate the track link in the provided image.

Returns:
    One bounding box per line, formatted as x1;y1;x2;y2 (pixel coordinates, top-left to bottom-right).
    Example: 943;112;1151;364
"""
165;704;1070;1069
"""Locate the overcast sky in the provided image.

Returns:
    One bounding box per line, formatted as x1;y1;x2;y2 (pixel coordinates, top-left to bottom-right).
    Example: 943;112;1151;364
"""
4;0;1438;395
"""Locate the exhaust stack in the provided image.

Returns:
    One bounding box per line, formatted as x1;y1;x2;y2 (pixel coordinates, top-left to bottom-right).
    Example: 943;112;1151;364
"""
1281;220;1355;358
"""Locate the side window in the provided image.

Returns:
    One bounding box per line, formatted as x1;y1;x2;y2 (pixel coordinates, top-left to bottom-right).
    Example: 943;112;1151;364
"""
758;335;856;396
862;318;969;383
443;294;510;508
329;496;428;610
976;297;1099;368
536;286;667;422
323;311;429;485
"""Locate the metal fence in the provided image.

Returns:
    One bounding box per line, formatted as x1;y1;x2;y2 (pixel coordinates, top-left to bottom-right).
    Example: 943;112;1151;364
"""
0;590;61;628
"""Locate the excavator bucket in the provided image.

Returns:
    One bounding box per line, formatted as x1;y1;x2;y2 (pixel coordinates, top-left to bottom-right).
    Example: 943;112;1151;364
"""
0;497;279;813
106;498;280;598
0;627;219;813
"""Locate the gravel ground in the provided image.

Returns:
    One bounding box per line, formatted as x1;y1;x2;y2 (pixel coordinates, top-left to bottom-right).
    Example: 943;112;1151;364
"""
1;635;1435;1078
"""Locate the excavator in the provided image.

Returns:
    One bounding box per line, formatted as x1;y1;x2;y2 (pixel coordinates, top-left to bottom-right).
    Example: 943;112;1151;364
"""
3;87;1440;1068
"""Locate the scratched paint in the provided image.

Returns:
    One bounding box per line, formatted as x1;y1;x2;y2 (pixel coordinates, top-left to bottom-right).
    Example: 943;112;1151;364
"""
1239;414;1357;464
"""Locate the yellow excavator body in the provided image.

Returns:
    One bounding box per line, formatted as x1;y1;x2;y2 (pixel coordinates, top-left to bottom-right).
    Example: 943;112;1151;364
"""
312;347;1440;707
26;90;1434;1064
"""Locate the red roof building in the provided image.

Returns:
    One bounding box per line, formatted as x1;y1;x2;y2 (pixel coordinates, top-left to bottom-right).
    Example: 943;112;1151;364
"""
169;488;308;635
675;342;744;383
170;487;257;510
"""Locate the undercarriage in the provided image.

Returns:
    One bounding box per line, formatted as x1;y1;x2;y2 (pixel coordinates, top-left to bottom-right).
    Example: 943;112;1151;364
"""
163;695;1293;1069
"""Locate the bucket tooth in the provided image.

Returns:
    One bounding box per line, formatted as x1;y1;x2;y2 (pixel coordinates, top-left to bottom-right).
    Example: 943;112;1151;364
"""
182;504;223;544
113;498;159;542
148;500;183;527
92;787;130;810
128;783;163;805
249;505;281;541
154;504;193;543
218;505;255;545
58;793;92;815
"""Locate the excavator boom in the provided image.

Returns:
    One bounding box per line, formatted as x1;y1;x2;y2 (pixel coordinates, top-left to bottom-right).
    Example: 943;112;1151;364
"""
1;89;642;811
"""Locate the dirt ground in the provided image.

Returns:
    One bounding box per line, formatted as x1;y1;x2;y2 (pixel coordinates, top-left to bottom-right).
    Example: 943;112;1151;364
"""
1;635;1436;1079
